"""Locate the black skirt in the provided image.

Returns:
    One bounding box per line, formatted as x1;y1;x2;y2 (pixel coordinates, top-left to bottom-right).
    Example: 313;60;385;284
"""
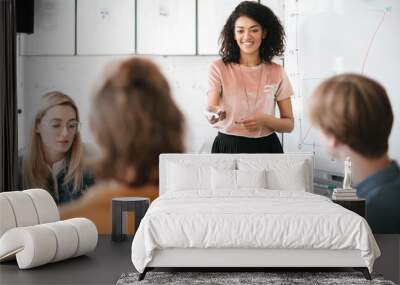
211;132;283;154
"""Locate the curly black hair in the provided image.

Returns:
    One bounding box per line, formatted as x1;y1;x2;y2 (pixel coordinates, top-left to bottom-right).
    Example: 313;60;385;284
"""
219;1;285;64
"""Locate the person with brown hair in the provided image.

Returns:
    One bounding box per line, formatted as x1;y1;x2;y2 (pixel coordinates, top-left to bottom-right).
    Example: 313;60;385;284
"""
17;91;94;204
207;1;294;153
309;73;400;234
59;57;185;234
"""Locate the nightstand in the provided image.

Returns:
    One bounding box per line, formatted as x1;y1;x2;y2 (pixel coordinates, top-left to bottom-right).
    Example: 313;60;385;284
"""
332;198;366;218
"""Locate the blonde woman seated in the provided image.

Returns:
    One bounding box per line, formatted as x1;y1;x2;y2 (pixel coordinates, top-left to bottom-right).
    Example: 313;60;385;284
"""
17;91;94;204
59;57;185;234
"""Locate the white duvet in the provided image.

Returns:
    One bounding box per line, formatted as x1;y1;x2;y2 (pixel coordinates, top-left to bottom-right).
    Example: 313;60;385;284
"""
131;190;380;273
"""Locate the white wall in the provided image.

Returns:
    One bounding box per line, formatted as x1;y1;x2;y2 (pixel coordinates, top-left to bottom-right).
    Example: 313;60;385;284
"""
284;0;400;174
18;53;219;153
17;0;286;153
19;1;399;174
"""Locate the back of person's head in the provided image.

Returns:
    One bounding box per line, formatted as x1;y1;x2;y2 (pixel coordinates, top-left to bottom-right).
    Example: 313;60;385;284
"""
91;57;185;187
219;1;285;64
309;73;393;158
24;91;84;193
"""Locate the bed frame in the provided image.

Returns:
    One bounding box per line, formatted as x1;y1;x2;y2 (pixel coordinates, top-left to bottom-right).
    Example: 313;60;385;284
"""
138;154;372;280
140;248;370;280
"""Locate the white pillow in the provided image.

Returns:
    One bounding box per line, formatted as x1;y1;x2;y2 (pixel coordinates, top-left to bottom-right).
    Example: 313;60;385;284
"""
238;159;309;192
236;169;267;189
211;168;236;190
167;162;210;191
266;164;306;191
166;159;235;191
211;169;267;190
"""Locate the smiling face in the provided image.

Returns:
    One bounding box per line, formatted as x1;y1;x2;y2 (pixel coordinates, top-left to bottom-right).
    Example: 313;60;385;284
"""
36;104;78;161
234;16;266;60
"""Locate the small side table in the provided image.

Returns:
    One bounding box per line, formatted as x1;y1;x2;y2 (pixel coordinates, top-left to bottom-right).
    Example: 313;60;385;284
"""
112;197;150;242
332;198;366;218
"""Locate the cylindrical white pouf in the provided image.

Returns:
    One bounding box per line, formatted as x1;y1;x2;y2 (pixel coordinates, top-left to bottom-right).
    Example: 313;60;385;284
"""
64;218;98;257
0;226;57;269
42;221;79;262
0;196;17;237
24;189;59;223
1;192;39;227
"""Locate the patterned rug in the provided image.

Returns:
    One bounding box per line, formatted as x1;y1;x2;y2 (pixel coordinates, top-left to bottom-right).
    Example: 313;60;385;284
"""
116;271;396;285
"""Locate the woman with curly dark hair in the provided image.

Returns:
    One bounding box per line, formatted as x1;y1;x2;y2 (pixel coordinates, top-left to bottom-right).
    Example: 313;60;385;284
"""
206;1;294;153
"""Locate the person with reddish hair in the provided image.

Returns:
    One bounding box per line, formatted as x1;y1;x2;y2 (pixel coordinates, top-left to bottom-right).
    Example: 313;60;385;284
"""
60;57;185;234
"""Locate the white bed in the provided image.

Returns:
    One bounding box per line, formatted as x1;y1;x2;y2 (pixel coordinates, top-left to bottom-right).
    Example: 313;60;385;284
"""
131;154;380;280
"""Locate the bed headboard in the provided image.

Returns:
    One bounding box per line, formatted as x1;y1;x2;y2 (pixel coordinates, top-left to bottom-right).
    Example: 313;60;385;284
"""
159;153;314;195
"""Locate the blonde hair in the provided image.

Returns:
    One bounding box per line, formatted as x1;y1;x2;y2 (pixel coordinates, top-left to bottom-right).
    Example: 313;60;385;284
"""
309;73;393;157
90;57;185;186
23;91;85;195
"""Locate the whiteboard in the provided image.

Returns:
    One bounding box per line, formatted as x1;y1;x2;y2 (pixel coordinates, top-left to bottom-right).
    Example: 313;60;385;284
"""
261;0;285;23
137;0;196;55
197;0;242;55
20;0;75;55
77;0;135;55
284;0;400;174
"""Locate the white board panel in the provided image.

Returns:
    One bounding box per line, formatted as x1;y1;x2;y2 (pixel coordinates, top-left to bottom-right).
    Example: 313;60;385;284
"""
137;0;196;55
77;0;135;55
261;0;285;23
284;0;400;174
20;55;218;154
197;0;242;55
21;0;75;55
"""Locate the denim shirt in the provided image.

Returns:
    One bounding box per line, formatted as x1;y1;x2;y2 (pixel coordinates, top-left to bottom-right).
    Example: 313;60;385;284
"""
356;160;400;234
46;165;94;204
17;153;95;205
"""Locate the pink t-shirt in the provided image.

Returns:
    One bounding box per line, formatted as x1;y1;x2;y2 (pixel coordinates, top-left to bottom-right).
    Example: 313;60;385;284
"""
208;59;294;138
